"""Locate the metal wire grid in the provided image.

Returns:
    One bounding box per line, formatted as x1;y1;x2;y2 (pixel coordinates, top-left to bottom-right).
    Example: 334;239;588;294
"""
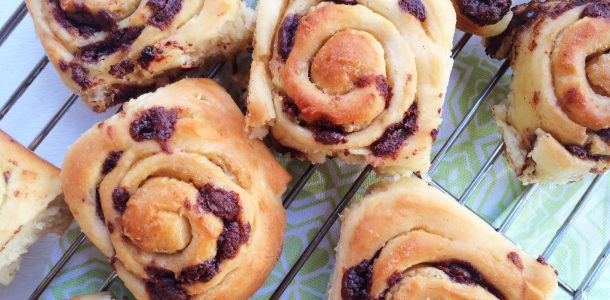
1;3;608;299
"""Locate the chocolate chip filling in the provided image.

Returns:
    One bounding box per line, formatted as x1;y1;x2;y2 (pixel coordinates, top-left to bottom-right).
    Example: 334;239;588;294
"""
79;27;143;63
107;222;115;233
138;46;163;69
342;259;374;300
374;75;393;106
178;260;218;284
109;83;158;109
95;187;104;220
355;75;393;107
147;0;183;28
566;144;610;161
198;184;241;220
3;171;10;184
377;271;404;299
50;0;99;37
101;151;123;175
370;104;419;158
455;0;512;26
431;128;439;142
598;128;610;144
217;221;251;260
278;15;302;62
326;0;358;4
398;0;426;21
536;256;548;265
433;260;505;300
507;251;523;270
69;62;93;89
145;266;190;300
129;107;178;152
59;60;69;71
282;96;301;122
312;119;348;145
582;2;610;18
109;60;135;79
61;3;118;31
112;187;130;213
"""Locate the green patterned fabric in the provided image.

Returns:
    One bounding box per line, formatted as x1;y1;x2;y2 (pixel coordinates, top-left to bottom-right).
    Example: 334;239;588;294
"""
40;40;609;300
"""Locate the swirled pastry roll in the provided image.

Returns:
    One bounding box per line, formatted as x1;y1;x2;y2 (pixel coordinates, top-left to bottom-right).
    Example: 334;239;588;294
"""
0;130;72;286
451;0;512;37
60;79;291;299
485;0;610;184
246;0;456;176
26;0;254;112
329;178;558;300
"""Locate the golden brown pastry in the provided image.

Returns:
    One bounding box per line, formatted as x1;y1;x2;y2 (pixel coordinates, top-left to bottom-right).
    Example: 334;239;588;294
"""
485;0;610;184
26;0;254;112
60;79;291;299
246;0;456;176
451;0;512;37
0;130;72;286
329;178;558;300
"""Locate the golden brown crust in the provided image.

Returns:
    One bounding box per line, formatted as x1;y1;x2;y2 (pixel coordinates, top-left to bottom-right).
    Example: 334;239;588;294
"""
246;0;455;176
25;0;254;112
60;79;290;300
0;130;72;286
486;0;610;184
329;178;558;300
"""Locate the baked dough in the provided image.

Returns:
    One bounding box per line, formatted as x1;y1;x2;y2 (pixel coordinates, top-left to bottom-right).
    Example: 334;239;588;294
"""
0;130;72;286
329;178;558;300
485;0;610;184
246;0;456;176
60;79;291;299
26;0;254;112
451;0;512;37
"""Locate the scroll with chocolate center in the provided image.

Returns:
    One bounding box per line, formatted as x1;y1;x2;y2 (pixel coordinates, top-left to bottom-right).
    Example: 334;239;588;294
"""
486;0;610;184
26;0;254;112
329;178;558;300
451;0;513;37
246;0;456;176
60;79;291;300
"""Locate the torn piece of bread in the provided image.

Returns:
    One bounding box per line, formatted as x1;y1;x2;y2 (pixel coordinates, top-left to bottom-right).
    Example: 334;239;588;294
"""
0;130;72;285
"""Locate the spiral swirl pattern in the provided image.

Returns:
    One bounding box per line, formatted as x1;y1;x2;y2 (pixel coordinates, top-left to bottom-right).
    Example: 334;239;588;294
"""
246;0;456;176
26;0;254;112
486;0;610;184
60;79;290;300
329;178;558;300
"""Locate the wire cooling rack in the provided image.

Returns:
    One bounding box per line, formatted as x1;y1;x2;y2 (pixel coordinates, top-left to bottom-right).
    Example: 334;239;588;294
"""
1;2;608;300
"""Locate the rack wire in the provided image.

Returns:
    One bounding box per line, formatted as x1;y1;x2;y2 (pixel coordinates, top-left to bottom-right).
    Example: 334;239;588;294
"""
1;4;608;300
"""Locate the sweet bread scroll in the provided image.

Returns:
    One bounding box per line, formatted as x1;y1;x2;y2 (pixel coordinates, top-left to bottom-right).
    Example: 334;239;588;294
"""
246;0;456;176
486;0;610;184
329;178;558;299
60;79;291;299
26;0;254;112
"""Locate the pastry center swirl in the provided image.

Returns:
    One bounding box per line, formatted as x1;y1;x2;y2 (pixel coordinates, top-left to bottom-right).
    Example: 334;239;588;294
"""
310;30;386;96
121;178;193;254
586;52;610;96
280;5;400;129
